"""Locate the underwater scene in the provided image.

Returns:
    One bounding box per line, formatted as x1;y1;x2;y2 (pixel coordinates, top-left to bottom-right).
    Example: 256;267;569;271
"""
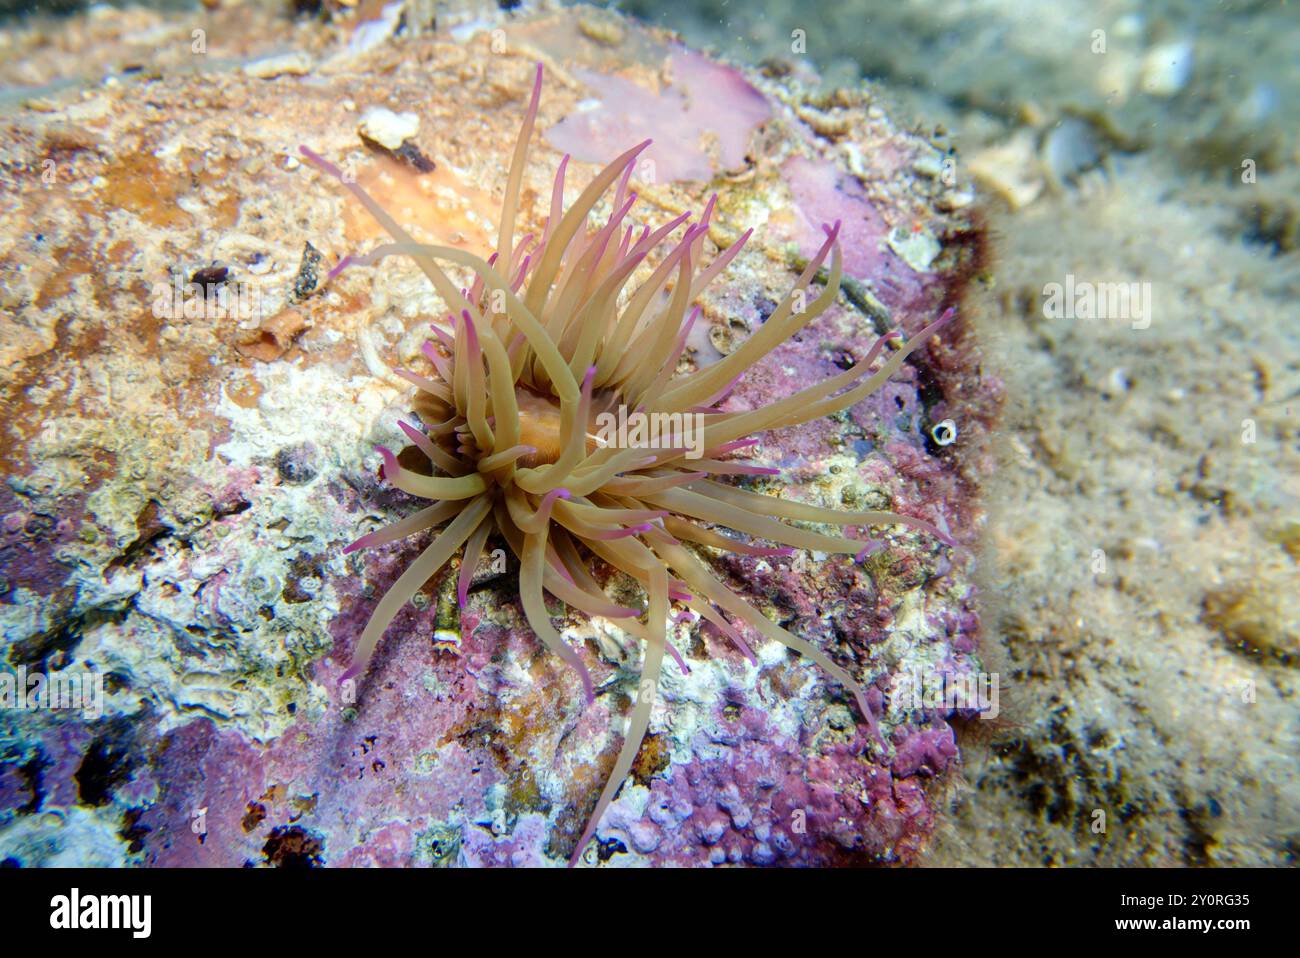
0;0;1295;886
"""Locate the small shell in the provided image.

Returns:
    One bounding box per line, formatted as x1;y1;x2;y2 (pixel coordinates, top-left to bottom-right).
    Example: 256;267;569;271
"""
242;52;312;79
357;107;420;151
1040;116;1105;191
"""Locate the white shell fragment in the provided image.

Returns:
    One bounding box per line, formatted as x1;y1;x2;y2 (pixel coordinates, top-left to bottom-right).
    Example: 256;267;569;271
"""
1140;40;1194;97
931;419;958;447
1040;116;1104;190
241;51;313;79
358;107;420;150
888;224;942;272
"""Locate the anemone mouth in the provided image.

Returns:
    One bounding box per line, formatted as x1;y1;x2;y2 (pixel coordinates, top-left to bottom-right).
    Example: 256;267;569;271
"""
509;383;620;468
301;62;958;866
511;387;566;468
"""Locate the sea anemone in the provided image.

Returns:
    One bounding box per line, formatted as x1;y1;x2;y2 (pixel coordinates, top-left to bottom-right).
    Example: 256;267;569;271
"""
300;63;956;865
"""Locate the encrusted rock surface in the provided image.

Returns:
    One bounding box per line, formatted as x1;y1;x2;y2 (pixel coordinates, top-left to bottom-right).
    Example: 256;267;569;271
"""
0;2;996;866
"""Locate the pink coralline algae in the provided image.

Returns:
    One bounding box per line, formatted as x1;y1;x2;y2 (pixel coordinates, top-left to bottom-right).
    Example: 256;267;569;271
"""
591;704;944;866
779;156;928;310
0;488;91;606
545;48;771;183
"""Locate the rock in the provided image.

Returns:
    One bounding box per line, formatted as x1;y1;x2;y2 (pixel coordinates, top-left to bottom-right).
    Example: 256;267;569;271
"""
0;4;992;868
1203;582;1298;666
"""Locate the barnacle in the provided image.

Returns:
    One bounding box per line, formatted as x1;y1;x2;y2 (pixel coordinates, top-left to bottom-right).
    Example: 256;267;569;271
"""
301;64;955;865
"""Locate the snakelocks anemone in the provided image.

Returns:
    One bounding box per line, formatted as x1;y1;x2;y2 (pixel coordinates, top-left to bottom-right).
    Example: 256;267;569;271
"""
301;64;956;866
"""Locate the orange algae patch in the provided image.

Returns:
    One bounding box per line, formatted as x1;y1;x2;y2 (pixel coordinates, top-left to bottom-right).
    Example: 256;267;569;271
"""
105;152;192;229
342;155;497;256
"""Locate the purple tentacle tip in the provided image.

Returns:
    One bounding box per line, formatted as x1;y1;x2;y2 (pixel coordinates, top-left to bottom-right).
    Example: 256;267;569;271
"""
327;255;355;281
376;445;399;477
855;540;885;563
